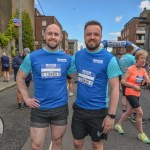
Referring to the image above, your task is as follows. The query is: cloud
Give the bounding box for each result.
[138,0,150,10]
[78,41,85,50]
[108,32,121,40]
[115,16,123,23]
[109,32,121,36]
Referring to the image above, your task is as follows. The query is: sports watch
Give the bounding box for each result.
[107,113,116,119]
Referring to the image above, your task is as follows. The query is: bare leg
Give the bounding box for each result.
[73,139,84,150]
[134,107,143,133]
[3,71,6,81]
[50,125,67,150]
[121,96,127,112]
[92,141,103,150]
[17,90,22,104]
[118,103,133,125]
[6,71,10,81]
[30,126,48,150]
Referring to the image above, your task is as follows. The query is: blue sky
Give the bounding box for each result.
[35,0,150,47]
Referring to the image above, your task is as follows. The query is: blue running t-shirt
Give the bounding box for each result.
[75,48,122,110]
[20,48,75,109]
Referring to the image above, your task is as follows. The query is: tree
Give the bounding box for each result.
[22,11,34,51]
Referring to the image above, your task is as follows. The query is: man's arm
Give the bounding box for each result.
[102,76,119,134]
[16,69,40,108]
[108,76,119,115]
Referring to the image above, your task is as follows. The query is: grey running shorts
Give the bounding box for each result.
[30,104,68,128]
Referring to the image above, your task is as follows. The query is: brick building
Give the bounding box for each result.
[0,0,34,33]
[119,8,150,54]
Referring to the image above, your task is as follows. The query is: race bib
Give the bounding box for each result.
[78,70,95,87]
[41,64,61,78]
[136,75,144,84]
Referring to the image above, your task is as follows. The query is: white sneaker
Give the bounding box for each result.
[69,92,73,97]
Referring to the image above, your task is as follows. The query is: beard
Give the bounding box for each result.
[85,40,101,51]
[47,43,58,49]
[46,39,60,50]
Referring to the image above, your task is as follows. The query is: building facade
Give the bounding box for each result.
[0,0,34,33]
[68,39,78,55]
[62,31,68,51]
[120,8,150,54]
[34,14,63,50]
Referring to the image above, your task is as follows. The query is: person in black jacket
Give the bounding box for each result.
[1,52,10,82]
[12,48,32,110]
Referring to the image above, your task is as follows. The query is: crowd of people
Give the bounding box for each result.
[1,20,150,150]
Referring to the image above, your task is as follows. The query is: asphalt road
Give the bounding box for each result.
[0,82,150,150]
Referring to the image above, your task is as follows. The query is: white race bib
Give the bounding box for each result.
[41,64,61,78]
[78,70,95,87]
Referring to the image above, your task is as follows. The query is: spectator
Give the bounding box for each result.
[1,52,10,82]
[12,48,32,110]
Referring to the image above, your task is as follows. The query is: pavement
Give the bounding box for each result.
[0,74,16,140]
[0,74,16,92]
[0,76,150,150]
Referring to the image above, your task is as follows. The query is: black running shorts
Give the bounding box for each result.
[126,95,140,108]
[71,103,107,142]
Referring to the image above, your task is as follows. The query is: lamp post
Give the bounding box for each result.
[18,0,22,53]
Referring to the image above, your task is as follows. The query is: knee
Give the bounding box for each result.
[136,111,143,117]
[52,138,62,146]
[92,141,103,150]
[73,140,84,148]
[32,143,42,150]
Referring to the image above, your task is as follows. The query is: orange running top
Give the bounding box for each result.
[125,65,147,97]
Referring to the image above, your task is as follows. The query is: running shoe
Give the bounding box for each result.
[17,106,23,110]
[132,118,146,124]
[114,123,124,134]
[138,133,150,144]
[69,92,73,97]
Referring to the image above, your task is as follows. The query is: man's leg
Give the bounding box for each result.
[50,125,67,150]
[121,96,127,112]
[92,141,103,150]
[17,90,23,110]
[73,139,84,150]
[30,126,48,150]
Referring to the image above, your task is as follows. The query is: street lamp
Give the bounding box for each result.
[18,0,23,53]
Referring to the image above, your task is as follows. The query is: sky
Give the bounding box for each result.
[35,0,150,49]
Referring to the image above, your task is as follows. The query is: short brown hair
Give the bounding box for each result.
[126,45,134,53]
[84,20,102,31]
[135,50,148,60]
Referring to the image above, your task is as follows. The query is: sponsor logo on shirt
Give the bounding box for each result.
[57,58,67,62]
[93,59,103,64]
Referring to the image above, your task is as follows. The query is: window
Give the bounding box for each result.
[42,21,47,26]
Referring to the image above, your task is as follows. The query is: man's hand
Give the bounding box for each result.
[102,116,115,134]
[25,98,40,108]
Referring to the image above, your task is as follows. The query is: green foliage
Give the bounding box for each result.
[0,10,34,52]
[22,11,34,51]
[0,33,10,47]
[10,45,16,57]
[0,11,18,48]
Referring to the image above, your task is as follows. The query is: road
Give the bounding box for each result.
[0,82,150,150]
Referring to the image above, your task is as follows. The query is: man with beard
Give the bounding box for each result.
[71,20,122,150]
[16,24,75,150]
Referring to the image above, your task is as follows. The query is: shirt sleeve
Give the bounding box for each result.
[20,54,32,75]
[107,57,122,79]
[67,54,77,75]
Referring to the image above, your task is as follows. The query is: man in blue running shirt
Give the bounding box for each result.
[119,45,135,113]
[16,24,75,150]
[71,20,122,150]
